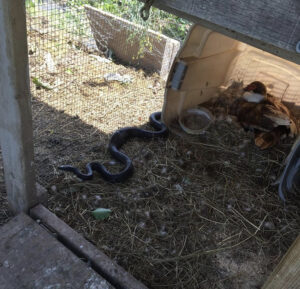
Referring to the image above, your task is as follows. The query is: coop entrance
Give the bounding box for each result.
[162,24,300,134]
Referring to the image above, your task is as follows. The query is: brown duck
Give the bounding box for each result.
[230,81,297,149]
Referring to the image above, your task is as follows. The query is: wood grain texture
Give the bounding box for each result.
[30,204,149,289]
[0,213,115,289]
[139,0,300,64]
[262,235,300,289]
[0,0,38,213]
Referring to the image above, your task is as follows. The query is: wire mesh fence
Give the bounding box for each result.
[0,2,299,287]
[25,0,189,133]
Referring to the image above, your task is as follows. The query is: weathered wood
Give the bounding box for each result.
[0,213,115,289]
[0,0,38,213]
[139,0,300,64]
[30,204,149,289]
[262,235,300,289]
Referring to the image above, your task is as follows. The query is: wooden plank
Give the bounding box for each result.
[139,0,300,64]
[262,235,300,289]
[30,204,149,289]
[0,0,38,213]
[0,213,115,289]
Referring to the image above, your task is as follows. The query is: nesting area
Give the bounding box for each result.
[0,8,300,289]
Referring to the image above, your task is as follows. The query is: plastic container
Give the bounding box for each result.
[178,108,213,135]
[162,24,300,127]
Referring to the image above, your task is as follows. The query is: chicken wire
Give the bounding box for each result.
[25,0,182,133]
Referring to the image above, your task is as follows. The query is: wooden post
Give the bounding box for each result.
[138,0,300,64]
[0,0,38,213]
[262,235,300,289]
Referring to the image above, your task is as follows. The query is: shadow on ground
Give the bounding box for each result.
[0,96,299,289]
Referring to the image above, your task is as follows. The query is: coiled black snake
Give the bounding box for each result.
[58,112,168,182]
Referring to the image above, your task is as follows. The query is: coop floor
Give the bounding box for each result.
[0,36,299,289]
[1,98,300,289]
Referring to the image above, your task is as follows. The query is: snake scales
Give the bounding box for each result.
[58,112,168,182]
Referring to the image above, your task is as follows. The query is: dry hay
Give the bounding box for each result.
[31,82,299,289]
[0,14,299,289]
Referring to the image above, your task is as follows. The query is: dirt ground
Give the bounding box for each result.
[0,10,300,289]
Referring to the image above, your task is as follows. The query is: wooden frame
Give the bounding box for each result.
[262,235,300,289]
[0,0,38,213]
[30,204,149,289]
[139,0,300,64]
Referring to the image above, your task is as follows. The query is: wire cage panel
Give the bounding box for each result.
[26,0,178,134]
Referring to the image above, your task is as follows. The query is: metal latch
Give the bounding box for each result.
[169,61,188,90]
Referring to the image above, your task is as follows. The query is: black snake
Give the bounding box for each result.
[58,112,168,182]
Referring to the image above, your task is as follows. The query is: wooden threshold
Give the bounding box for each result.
[30,204,148,289]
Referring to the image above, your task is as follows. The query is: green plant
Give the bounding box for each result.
[90,0,190,58]
[26,0,190,41]
[86,0,191,41]
[26,0,36,8]
[26,0,190,61]
[25,0,38,14]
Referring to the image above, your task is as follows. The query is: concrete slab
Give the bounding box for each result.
[85,5,180,80]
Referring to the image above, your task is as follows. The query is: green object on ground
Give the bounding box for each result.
[92,208,112,220]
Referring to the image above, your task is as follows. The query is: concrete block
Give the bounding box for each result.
[85,5,180,80]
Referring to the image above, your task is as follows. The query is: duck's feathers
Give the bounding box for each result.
[267,94,298,136]
[254,127,288,150]
[266,94,291,116]
[290,120,298,136]
[263,104,291,126]
[230,100,291,132]
[243,92,265,103]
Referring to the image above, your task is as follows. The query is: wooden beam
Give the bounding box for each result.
[30,204,149,289]
[262,235,300,289]
[0,0,38,213]
[139,0,300,64]
[0,213,115,289]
